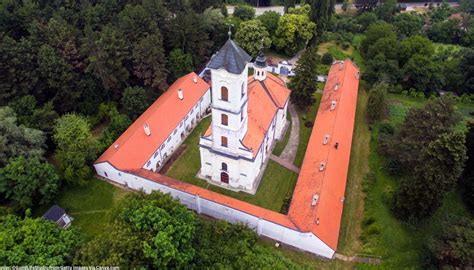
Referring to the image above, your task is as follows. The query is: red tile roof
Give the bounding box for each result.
[287,60,359,250]
[95,72,210,170]
[243,75,290,156]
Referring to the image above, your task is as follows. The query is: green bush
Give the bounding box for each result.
[321,52,334,65]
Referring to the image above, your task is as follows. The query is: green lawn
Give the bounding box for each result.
[356,94,474,269]
[34,179,128,240]
[294,92,322,167]
[272,111,292,156]
[165,116,299,213]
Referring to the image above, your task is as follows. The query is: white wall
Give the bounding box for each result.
[143,90,211,172]
[93,162,335,259]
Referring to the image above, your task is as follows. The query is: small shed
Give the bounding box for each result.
[43,205,73,229]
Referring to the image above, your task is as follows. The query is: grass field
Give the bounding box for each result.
[165,116,299,213]
[294,92,322,167]
[337,87,370,255]
[34,179,129,240]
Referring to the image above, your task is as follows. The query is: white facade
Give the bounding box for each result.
[198,59,288,193]
[142,90,211,172]
[93,162,335,259]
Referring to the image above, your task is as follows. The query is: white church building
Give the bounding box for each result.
[198,39,290,193]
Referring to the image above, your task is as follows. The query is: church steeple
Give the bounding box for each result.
[253,50,267,81]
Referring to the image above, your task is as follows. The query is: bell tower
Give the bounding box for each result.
[207,39,252,155]
[253,50,267,81]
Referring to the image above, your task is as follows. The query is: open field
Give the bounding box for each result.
[164,116,299,213]
[34,179,129,240]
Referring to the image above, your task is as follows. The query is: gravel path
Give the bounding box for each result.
[279,103,299,165]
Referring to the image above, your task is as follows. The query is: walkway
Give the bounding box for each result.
[270,154,300,173]
[334,253,382,265]
[279,103,299,164]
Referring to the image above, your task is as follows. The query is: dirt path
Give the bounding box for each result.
[270,154,300,173]
[279,103,299,164]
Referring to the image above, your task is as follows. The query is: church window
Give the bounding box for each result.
[221,136,228,147]
[221,87,228,101]
[221,114,228,126]
[221,162,228,171]
[241,82,245,98]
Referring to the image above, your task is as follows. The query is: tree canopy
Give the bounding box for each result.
[235,19,272,57]
[0,214,80,266]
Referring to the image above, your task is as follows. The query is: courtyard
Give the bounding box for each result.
[164,91,324,213]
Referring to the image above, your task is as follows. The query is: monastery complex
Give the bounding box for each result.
[94,39,360,259]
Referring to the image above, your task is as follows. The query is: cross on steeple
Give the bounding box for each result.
[227,23,234,40]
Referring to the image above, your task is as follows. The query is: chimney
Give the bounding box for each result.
[143,123,151,136]
[178,88,184,100]
[193,76,198,84]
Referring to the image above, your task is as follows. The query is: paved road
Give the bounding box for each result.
[279,103,300,164]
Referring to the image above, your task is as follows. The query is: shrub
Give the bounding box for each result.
[321,52,334,65]
[233,5,255,21]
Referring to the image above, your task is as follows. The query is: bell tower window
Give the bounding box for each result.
[221,114,228,126]
[221,136,228,147]
[241,82,244,98]
[221,162,227,171]
[221,87,228,101]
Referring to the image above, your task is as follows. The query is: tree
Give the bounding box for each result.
[367,82,388,124]
[74,222,144,267]
[427,19,464,45]
[0,156,60,211]
[361,22,397,56]
[167,49,193,83]
[37,44,79,113]
[460,49,474,94]
[288,46,320,108]
[321,52,333,65]
[0,36,38,105]
[394,13,424,38]
[116,191,196,269]
[0,214,80,265]
[233,5,255,21]
[284,0,295,13]
[428,216,474,268]
[235,20,271,57]
[399,35,434,66]
[132,33,168,92]
[461,122,474,211]
[310,0,334,36]
[0,107,45,166]
[121,86,150,120]
[429,0,453,23]
[460,0,474,14]
[402,54,442,93]
[273,6,316,55]
[354,12,378,32]
[257,11,280,36]
[393,131,467,220]
[53,114,99,184]
[86,25,129,98]
[374,0,398,22]
[98,103,131,149]
[385,95,462,173]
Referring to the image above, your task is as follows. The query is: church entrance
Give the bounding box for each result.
[220,172,229,184]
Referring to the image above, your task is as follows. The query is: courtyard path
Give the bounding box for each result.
[278,103,299,165]
[270,154,300,173]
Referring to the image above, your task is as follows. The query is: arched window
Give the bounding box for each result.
[221,136,228,147]
[221,162,227,171]
[220,172,229,183]
[241,82,245,98]
[221,87,228,101]
[241,111,244,121]
[221,114,228,126]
